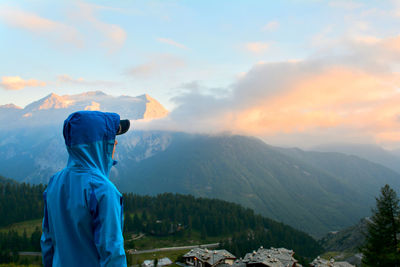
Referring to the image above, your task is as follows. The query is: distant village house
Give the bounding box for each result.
[142,257,173,267]
[183,248,236,267]
[310,256,355,267]
[145,247,354,267]
[240,247,300,267]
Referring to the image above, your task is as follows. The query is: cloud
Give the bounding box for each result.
[136,34,400,148]
[72,1,127,51]
[84,101,101,111]
[0,6,83,47]
[157,37,188,50]
[245,42,270,53]
[0,2,127,51]
[229,67,398,135]
[127,54,185,77]
[262,21,279,32]
[0,76,46,90]
[58,75,85,83]
[57,74,118,87]
[328,1,364,10]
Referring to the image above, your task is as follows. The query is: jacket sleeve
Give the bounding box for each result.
[90,182,127,267]
[41,190,54,267]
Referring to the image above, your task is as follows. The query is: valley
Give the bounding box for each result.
[1,92,400,238]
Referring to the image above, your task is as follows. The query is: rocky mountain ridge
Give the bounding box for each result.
[0,91,168,129]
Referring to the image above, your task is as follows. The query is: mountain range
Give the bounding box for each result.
[113,132,400,237]
[0,91,168,183]
[0,91,168,129]
[1,91,399,238]
[313,143,400,174]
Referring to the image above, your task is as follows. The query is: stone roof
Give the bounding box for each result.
[220,260,247,267]
[142,260,154,267]
[244,256,284,267]
[243,247,298,267]
[310,256,355,267]
[183,248,236,266]
[158,257,173,266]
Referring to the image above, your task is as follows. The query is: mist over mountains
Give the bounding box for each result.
[1,91,399,238]
[312,143,400,174]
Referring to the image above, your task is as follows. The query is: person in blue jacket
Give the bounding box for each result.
[41,111,130,267]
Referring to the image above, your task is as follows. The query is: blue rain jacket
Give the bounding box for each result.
[41,111,127,267]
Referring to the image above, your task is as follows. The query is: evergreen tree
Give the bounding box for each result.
[22,229,29,250]
[0,182,323,259]
[201,224,207,240]
[31,227,42,251]
[133,213,142,231]
[362,184,400,266]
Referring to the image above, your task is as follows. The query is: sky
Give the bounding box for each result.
[1,0,400,148]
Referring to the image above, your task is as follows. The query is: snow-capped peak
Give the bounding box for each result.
[1,91,168,128]
[24,93,72,111]
[73,91,107,98]
[0,103,22,109]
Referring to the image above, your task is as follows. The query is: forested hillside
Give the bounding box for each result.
[319,218,367,253]
[0,182,44,227]
[3,130,400,237]
[116,133,400,237]
[123,193,322,257]
[0,180,322,259]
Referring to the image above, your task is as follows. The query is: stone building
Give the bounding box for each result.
[310,256,355,267]
[183,248,237,267]
[241,247,300,267]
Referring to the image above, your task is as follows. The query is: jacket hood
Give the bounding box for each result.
[63,111,120,177]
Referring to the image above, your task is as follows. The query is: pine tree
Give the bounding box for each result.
[362,184,400,266]
[31,226,42,251]
[201,224,207,240]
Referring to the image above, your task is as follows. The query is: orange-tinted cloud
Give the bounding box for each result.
[73,1,127,51]
[1,76,46,90]
[136,34,400,148]
[229,67,400,139]
[0,7,83,47]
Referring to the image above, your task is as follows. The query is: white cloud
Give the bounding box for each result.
[328,1,364,10]
[127,54,185,77]
[157,37,188,50]
[262,21,279,32]
[57,74,118,87]
[245,42,270,53]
